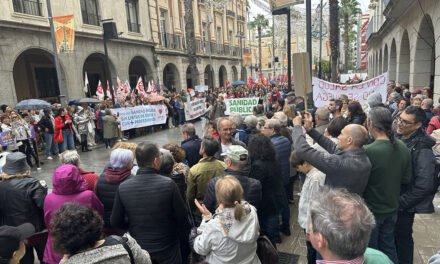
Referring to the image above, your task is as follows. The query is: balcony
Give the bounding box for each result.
[226,10,235,18]
[12,0,42,16]
[161,33,185,50]
[127,22,141,33]
[237,15,245,22]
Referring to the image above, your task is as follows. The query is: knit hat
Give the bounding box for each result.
[367,92,383,108]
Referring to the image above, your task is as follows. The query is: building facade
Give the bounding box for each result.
[0,0,250,105]
[366,0,439,99]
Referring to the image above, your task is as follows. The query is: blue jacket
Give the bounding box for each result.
[181,135,202,167]
[270,134,291,184]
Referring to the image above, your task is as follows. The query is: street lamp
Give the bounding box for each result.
[102,19,118,105]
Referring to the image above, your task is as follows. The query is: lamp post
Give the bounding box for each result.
[102,19,118,105]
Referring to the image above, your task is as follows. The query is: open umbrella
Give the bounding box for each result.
[79,97,101,104]
[149,95,166,103]
[232,80,246,86]
[15,99,52,110]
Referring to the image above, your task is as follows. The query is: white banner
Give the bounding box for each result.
[184,98,207,120]
[312,72,388,108]
[111,105,167,131]
[224,97,259,116]
[195,85,209,92]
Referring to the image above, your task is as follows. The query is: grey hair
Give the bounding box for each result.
[309,187,376,260]
[159,148,175,175]
[272,112,288,126]
[422,98,433,109]
[217,117,232,131]
[265,118,281,133]
[181,123,196,136]
[110,148,134,169]
[229,113,244,126]
[315,107,330,121]
[244,115,258,128]
[60,150,80,167]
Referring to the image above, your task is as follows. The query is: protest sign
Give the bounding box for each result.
[0,131,16,146]
[185,98,207,120]
[111,105,167,131]
[195,85,208,92]
[224,97,259,115]
[312,72,388,108]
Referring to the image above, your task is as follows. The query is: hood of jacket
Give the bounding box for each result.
[104,167,132,184]
[216,202,259,243]
[52,164,88,195]
[401,128,435,150]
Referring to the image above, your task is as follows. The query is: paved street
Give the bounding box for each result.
[30,121,440,263]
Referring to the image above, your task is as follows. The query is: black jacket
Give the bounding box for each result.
[111,167,190,256]
[399,128,436,213]
[249,159,286,217]
[181,135,202,167]
[204,168,262,213]
[0,176,47,232]
[39,115,54,134]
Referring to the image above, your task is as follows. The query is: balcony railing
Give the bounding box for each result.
[82,13,100,26]
[127,22,140,33]
[194,40,241,57]
[237,15,245,22]
[161,33,185,50]
[12,0,42,16]
[226,10,235,18]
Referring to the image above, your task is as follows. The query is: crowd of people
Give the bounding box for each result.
[0,80,440,264]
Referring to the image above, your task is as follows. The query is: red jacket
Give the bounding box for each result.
[54,115,72,143]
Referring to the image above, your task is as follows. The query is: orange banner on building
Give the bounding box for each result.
[243,52,252,65]
[54,15,75,53]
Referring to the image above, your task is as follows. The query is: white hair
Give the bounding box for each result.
[60,150,80,167]
[110,148,134,169]
[272,112,288,126]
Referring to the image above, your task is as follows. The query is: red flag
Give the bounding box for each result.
[151,81,157,95]
[136,77,145,99]
[95,80,104,100]
[130,90,136,105]
[106,81,112,99]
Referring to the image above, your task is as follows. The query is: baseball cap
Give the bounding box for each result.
[0,223,35,260]
[221,145,248,161]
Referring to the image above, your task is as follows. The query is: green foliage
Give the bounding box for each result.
[339,0,361,71]
[250,14,269,31]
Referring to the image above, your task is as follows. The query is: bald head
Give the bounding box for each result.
[346,124,368,147]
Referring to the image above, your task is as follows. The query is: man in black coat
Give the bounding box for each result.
[180,123,202,167]
[111,142,190,264]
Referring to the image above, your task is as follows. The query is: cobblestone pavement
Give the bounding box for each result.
[31,121,440,263]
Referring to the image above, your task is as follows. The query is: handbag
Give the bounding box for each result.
[256,234,279,264]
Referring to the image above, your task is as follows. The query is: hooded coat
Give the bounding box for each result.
[194,202,261,264]
[43,164,104,264]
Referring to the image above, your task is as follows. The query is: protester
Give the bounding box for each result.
[308,187,392,263]
[364,107,411,263]
[346,101,367,125]
[39,109,58,159]
[10,112,41,169]
[395,106,436,264]
[421,98,434,127]
[112,142,139,174]
[367,92,384,109]
[186,137,225,224]
[290,150,325,264]
[111,142,190,264]
[159,148,186,200]
[162,143,190,180]
[193,176,261,264]
[292,112,371,195]
[328,99,343,119]
[54,108,75,153]
[43,164,104,264]
[50,203,151,264]
[180,123,202,167]
[204,145,261,213]
[244,115,259,135]
[272,112,293,143]
[314,107,330,135]
[324,115,347,141]
[0,152,47,263]
[60,150,99,192]
[73,106,92,152]
[214,117,246,160]
[0,223,36,264]
[204,119,219,139]
[210,95,226,120]
[102,109,119,149]
[230,113,249,145]
[96,148,134,228]
[248,134,286,247]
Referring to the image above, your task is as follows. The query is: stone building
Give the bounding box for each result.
[0,0,249,105]
[366,0,439,99]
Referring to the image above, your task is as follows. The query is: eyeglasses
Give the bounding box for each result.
[397,117,417,126]
[262,126,272,130]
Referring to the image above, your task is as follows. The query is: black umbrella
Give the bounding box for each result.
[78,97,101,104]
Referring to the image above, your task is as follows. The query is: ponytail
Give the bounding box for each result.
[234,200,245,221]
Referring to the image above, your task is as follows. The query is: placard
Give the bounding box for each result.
[0,131,15,146]
[224,97,259,115]
[185,98,207,120]
[195,85,209,92]
[111,105,167,131]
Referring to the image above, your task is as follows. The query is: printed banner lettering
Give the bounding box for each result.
[185,98,207,120]
[0,131,16,146]
[195,85,208,92]
[312,72,388,108]
[224,97,259,115]
[111,105,167,131]
[54,15,75,53]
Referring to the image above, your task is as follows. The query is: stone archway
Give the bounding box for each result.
[163,63,180,91]
[83,53,117,96]
[219,65,227,87]
[186,65,200,89]
[412,15,435,89]
[398,30,410,85]
[383,44,389,74]
[204,65,214,88]
[241,67,247,81]
[13,48,65,101]
[231,66,238,81]
[129,56,154,89]
[389,39,397,81]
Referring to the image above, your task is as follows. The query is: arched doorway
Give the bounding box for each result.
[231,66,238,81]
[219,65,227,87]
[83,53,117,96]
[163,63,180,92]
[413,16,435,89]
[186,65,200,89]
[129,56,153,89]
[398,31,410,85]
[241,67,247,81]
[389,39,397,81]
[204,65,214,88]
[383,44,389,74]
[13,48,64,101]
